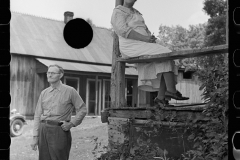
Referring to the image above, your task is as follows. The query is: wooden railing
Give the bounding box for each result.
[117,44,228,63]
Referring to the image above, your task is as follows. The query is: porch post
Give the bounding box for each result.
[95,75,98,115]
[110,0,125,108]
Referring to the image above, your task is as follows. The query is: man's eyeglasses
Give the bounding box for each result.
[46,72,61,75]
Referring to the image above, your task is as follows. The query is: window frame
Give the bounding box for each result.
[103,79,111,110]
[64,76,80,92]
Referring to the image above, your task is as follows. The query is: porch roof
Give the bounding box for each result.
[36,58,138,75]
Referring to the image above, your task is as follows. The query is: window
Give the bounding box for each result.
[183,71,192,79]
[86,79,102,115]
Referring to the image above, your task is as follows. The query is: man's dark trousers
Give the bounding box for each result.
[38,122,72,160]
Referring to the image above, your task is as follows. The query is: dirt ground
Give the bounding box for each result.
[10,116,108,160]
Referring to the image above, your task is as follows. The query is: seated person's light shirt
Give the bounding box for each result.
[111,5,178,92]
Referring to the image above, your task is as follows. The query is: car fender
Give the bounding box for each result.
[10,115,27,125]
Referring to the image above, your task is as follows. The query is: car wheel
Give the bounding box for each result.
[10,119,24,137]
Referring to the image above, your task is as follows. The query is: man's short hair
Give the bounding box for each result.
[48,64,64,74]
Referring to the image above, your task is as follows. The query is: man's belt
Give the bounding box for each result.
[41,120,63,126]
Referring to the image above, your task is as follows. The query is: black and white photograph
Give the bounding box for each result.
[9,0,228,159]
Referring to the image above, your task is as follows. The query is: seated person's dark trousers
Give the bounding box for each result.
[38,121,72,160]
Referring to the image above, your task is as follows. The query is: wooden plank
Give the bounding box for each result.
[107,106,158,110]
[158,104,206,111]
[117,44,228,63]
[109,110,153,119]
[134,119,188,126]
[105,103,205,111]
[110,0,125,108]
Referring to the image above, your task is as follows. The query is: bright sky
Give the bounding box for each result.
[11,0,210,34]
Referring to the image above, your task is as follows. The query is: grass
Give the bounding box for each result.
[10,116,108,160]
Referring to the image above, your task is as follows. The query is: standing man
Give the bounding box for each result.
[31,64,87,160]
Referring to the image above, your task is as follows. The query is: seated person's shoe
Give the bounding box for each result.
[165,90,189,100]
[154,98,168,108]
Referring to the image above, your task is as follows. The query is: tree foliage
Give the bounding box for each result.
[203,0,227,46]
[157,24,206,51]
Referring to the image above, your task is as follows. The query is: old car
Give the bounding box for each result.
[10,109,27,137]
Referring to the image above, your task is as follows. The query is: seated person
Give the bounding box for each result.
[111,0,189,107]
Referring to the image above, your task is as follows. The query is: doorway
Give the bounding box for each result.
[86,79,102,115]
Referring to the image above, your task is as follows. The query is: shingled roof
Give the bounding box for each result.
[10,12,113,65]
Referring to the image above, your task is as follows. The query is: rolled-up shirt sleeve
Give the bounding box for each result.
[70,88,87,127]
[32,93,43,137]
[111,9,133,38]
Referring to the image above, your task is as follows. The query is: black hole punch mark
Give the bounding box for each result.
[63,18,93,49]
[233,91,240,109]
[233,49,240,67]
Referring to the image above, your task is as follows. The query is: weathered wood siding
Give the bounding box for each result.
[170,72,204,104]
[10,54,48,118]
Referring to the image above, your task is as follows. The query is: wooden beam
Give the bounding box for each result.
[117,44,228,64]
[110,32,126,108]
[110,0,125,108]
[109,110,153,119]
[95,75,98,115]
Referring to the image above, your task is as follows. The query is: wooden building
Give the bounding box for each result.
[10,11,204,118]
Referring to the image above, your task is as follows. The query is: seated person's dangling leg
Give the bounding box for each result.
[163,72,189,100]
[154,74,169,107]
